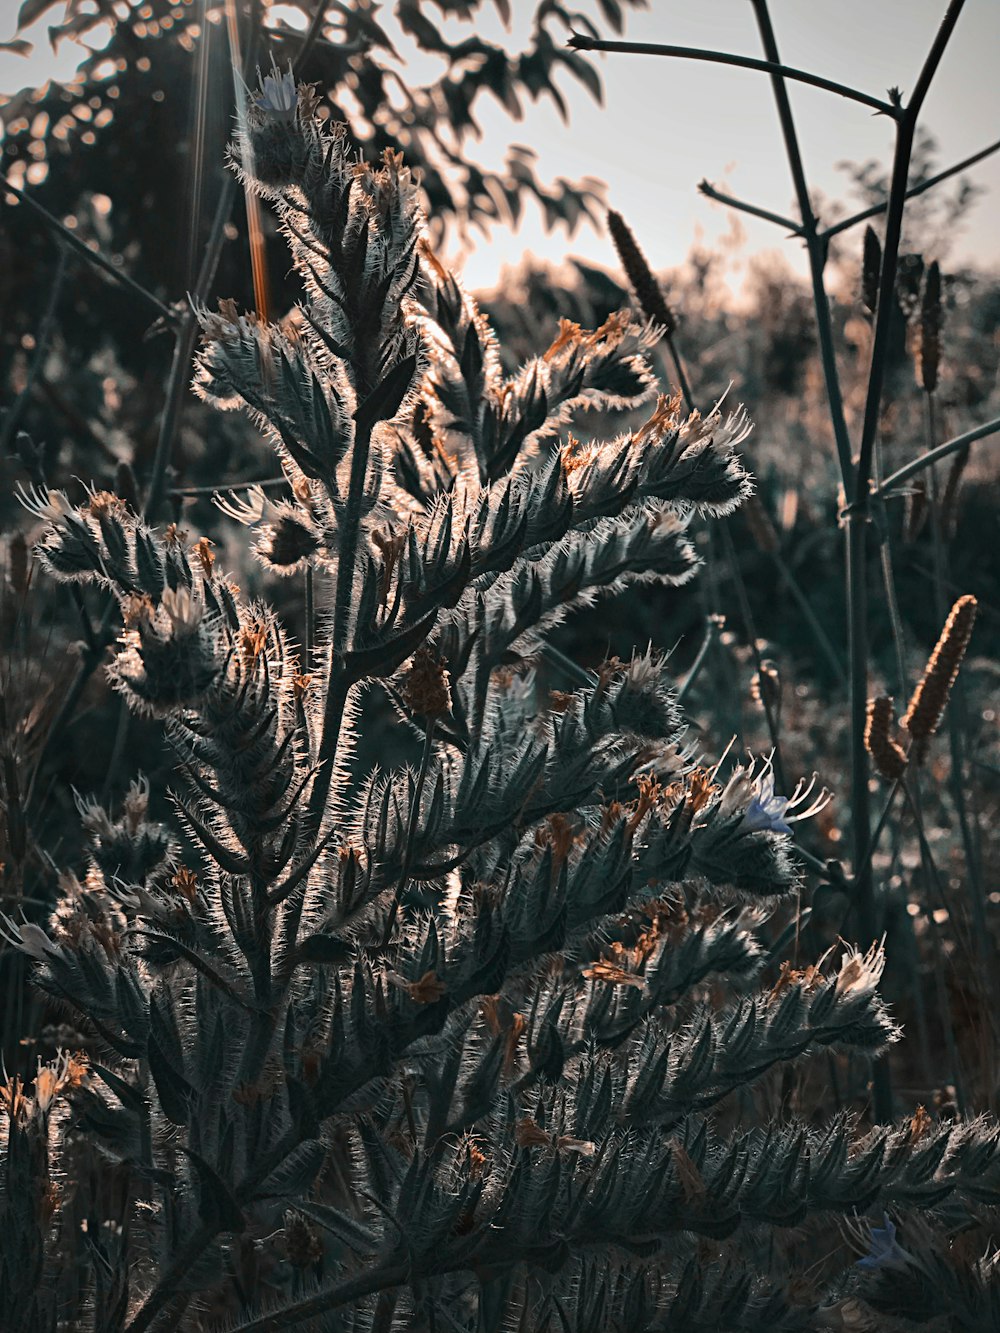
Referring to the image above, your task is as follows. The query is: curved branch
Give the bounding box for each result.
[566,34,899,117]
[876,416,1000,497]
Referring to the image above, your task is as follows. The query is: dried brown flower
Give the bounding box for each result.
[401,646,451,718]
[284,1211,324,1268]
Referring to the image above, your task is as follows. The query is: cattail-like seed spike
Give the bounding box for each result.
[902,594,977,761]
[919,260,943,394]
[607,209,676,337]
[864,696,908,782]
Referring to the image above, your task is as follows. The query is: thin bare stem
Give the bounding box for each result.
[877,415,1000,496]
[566,34,898,117]
[698,181,803,235]
[821,136,1000,241]
[854,0,968,499]
[0,243,68,453]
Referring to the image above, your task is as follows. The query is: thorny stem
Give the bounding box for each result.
[566,34,899,117]
[877,414,1000,496]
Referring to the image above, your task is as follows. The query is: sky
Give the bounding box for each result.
[2,0,998,295]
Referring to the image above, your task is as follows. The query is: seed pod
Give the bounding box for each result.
[606,209,676,337]
[864,696,908,782]
[902,595,977,760]
[919,260,943,393]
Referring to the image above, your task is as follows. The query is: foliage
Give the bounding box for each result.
[6,76,996,1333]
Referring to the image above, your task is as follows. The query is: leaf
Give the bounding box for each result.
[92,1062,146,1113]
[16,0,59,29]
[147,1034,194,1126]
[353,353,419,432]
[299,1200,379,1253]
[181,1146,246,1232]
[0,38,32,54]
[255,1138,327,1199]
[558,50,604,106]
[297,933,353,965]
[597,0,624,32]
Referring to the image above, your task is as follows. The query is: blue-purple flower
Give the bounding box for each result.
[252,58,297,123]
[855,1213,915,1271]
[742,769,792,834]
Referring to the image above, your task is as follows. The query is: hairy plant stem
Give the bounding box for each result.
[308,418,375,828]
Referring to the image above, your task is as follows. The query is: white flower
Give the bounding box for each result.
[718,755,830,835]
[15,482,73,524]
[215,485,282,529]
[0,914,63,962]
[834,940,886,998]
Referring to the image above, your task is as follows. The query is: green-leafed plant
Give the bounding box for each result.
[3,67,1000,1333]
